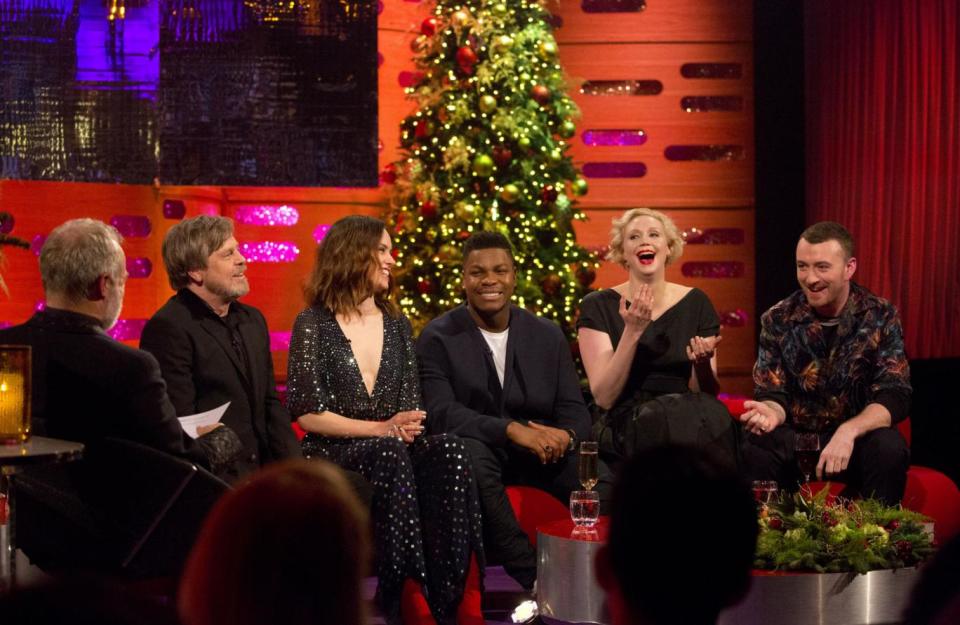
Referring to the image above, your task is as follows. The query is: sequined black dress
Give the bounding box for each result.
[286,306,484,625]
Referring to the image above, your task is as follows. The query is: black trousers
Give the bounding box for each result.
[461,437,613,590]
[741,425,909,505]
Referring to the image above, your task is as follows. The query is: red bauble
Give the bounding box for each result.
[531,84,551,104]
[492,145,513,167]
[541,273,562,296]
[456,230,471,241]
[417,279,434,295]
[419,200,437,219]
[576,266,596,287]
[768,517,783,530]
[886,520,901,531]
[456,46,478,68]
[420,16,438,36]
[379,163,397,184]
[540,185,558,203]
[414,119,433,139]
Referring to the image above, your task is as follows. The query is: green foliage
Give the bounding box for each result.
[383,0,597,337]
[754,487,936,574]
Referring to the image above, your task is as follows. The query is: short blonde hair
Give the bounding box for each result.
[606,208,684,267]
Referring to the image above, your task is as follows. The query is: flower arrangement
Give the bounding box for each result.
[754,487,935,574]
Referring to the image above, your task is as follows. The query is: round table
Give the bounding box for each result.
[537,518,610,625]
[0,436,84,593]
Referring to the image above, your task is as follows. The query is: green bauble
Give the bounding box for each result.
[492,3,507,14]
[538,41,557,59]
[549,148,563,162]
[571,177,589,196]
[517,136,532,150]
[478,94,498,114]
[472,153,495,177]
[492,35,514,54]
[558,120,576,139]
[454,202,479,220]
[500,183,520,203]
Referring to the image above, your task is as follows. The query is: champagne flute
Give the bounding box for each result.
[794,432,821,484]
[578,441,599,491]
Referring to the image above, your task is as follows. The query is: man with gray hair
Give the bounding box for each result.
[141,215,302,482]
[0,218,232,461]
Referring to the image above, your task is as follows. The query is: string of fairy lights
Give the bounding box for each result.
[384,0,599,337]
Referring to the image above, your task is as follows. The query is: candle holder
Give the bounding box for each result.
[0,346,31,445]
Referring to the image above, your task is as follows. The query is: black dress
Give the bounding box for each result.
[578,288,735,466]
[286,306,484,625]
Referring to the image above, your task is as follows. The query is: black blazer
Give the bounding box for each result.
[0,308,207,466]
[416,305,591,447]
[140,290,301,481]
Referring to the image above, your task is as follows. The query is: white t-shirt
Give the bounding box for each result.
[479,327,510,387]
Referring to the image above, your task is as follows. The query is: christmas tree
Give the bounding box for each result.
[383,0,597,338]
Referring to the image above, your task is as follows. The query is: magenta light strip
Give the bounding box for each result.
[581,129,647,147]
[31,234,45,256]
[239,241,300,263]
[683,228,745,245]
[110,215,152,238]
[681,261,745,279]
[720,309,749,327]
[270,331,292,351]
[234,205,300,227]
[581,162,647,178]
[107,318,147,341]
[126,257,153,278]
[313,224,332,243]
[163,199,186,219]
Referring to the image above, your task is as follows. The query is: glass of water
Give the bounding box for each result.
[570,490,600,527]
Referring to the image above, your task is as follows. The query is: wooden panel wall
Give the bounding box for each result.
[0,0,754,393]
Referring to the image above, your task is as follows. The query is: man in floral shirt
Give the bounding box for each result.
[739,222,911,504]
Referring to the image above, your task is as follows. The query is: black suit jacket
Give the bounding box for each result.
[140,290,301,481]
[0,308,206,465]
[416,305,591,447]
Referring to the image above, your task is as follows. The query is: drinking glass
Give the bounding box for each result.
[578,441,599,491]
[751,480,778,509]
[570,490,600,527]
[0,346,31,445]
[794,433,821,483]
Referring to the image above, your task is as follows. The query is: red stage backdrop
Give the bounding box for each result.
[805,0,960,358]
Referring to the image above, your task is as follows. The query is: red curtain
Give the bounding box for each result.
[805,0,960,358]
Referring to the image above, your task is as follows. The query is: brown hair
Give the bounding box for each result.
[162,216,235,290]
[800,221,856,260]
[178,460,371,625]
[606,208,684,267]
[303,215,398,317]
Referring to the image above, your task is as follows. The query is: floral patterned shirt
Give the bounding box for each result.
[753,282,911,433]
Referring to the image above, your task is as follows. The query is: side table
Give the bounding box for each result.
[537,518,610,625]
[0,436,84,593]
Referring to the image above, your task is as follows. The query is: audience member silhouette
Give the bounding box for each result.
[178,459,371,625]
[595,446,757,625]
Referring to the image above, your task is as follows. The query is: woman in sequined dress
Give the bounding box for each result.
[286,215,484,625]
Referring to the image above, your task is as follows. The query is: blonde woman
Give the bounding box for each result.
[578,209,732,465]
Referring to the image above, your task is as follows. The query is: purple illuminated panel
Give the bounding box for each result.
[546,13,564,28]
[683,228,745,245]
[270,331,292,351]
[581,162,646,178]
[163,199,186,219]
[107,318,147,341]
[680,96,743,112]
[0,322,11,330]
[720,309,748,328]
[582,0,645,13]
[234,205,300,227]
[580,80,662,96]
[664,145,744,161]
[0,214,13,234]
[240,241,300,263]
[581,129,647,147]
[110,215,152,238]
[398,71,425,88]
[313,224,332,243]
[680,63,742,79]
[34,301,45,312]
[31,235,46,256]
[126,257,153,278]
[681,262,744,279]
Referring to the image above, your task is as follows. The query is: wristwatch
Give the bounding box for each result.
[564,428,577,453]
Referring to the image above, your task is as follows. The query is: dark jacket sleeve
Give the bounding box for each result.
[416,325,512,447]
[545,324,592,442]
[752,310,790,415]
[251,309,302,460]
[140,313,198,416]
